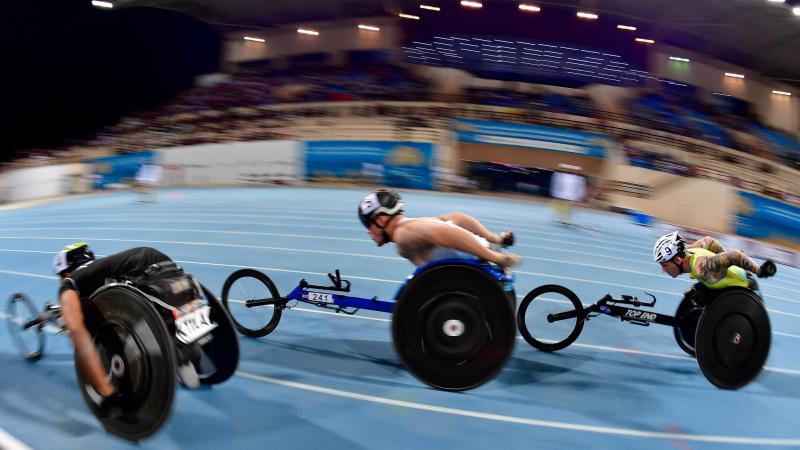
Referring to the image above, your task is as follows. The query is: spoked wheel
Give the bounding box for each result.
[6,293,44,361]
[516,285,584,352]
[695,290,771,390]
[194,285,239,385]
[221,269,283,338]
[78,286,177,441]
[392,265,515,391]
[673,294,703,357]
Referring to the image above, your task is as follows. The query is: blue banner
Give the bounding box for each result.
[304,141,434,190]
[735,191,800,246]
[453,119,608,158]
[88,151,154,189]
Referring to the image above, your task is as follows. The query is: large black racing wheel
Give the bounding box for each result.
[6,293,44,362]
[517,285,584,352]
[673,293,704,357]
[194,284,239,385]
[392,264,516,391]
[221,269,283,338]
[695,289,771,390]
[77,285,177,441]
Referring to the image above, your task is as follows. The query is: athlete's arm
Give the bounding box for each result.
[691,236,726,253]
[404,221,518,267]
[694,250,761,281]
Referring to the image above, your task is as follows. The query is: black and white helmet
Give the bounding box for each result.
[358,189,404,229]
[653,232,686,264]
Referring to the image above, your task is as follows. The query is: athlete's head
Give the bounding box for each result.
[653,232,686,278]
[53,242,95,278]
[357,189,404,246]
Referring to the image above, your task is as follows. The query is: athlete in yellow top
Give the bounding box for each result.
[653,231,776,287]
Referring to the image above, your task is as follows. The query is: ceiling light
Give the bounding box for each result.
[794,6,800,15]
[91,1,113,7]
[399,13,420,19]
[669,56,689,62]
[724,72,745,79]
[461,1,482,7]
[636,38,655,44]
[243,36,265,43]
[772,90,792,96]
[577,11,598,19]
[617,25,636,30]
[420,4,441,11]
[358,24,380,31]
[297,28,319,36]
[519,4,541,12]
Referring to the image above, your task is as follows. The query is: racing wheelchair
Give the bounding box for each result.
[5,262,239,440]
[221,259,517,391]
[516,276,771,389]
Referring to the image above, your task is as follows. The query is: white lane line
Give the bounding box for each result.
[5,228,795,298]
[1,252,798,317]
[0,206,654,246]
[0,262,402,286]
[4,219,799,288]
[3,302,797,377]
[1,239,796,302]
[0,213,652,254]
[235,371,800,446]
[0,236,403,261]
[0,218,358,232]
[0,269,57,280]
[0,427,33,450]
[773,331,800,340]
[0,227,370,243]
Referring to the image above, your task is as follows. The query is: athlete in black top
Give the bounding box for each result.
[60,247,171,301]
[53,244,174,412]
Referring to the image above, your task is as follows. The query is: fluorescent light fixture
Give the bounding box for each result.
[297,28,319,36]
[617,25,636,30]
[420,4,441,11]
[713,92,732,96]
[461,1,482,7]
[724,72,745,79]
[669,56,690,62]
[577,11,598,19]
[768,0,785,3]
[519,4,541,12]
[772,90,792,96]
[794,6,800,15]
[91,1,113,8]
[243,36,265,43]
[636,38,655,44]
[358,24,380,31]
[399,13,420,19]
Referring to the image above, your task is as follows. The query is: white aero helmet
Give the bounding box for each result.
[653,231,686,264]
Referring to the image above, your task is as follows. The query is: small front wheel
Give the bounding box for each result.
[6,293,44,361]
[517,285,584,352]
[221,269,283,338]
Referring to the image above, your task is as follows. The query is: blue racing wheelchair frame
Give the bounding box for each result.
[221,258,517,391]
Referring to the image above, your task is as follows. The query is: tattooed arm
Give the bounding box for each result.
[694,250,761,282]
[690,236,726,253]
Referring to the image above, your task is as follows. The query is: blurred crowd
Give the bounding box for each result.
[8,60,799,207]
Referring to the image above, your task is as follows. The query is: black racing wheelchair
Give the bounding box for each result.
[5,262,239,440]
[516,277,771,389]
[221,259,517,391]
